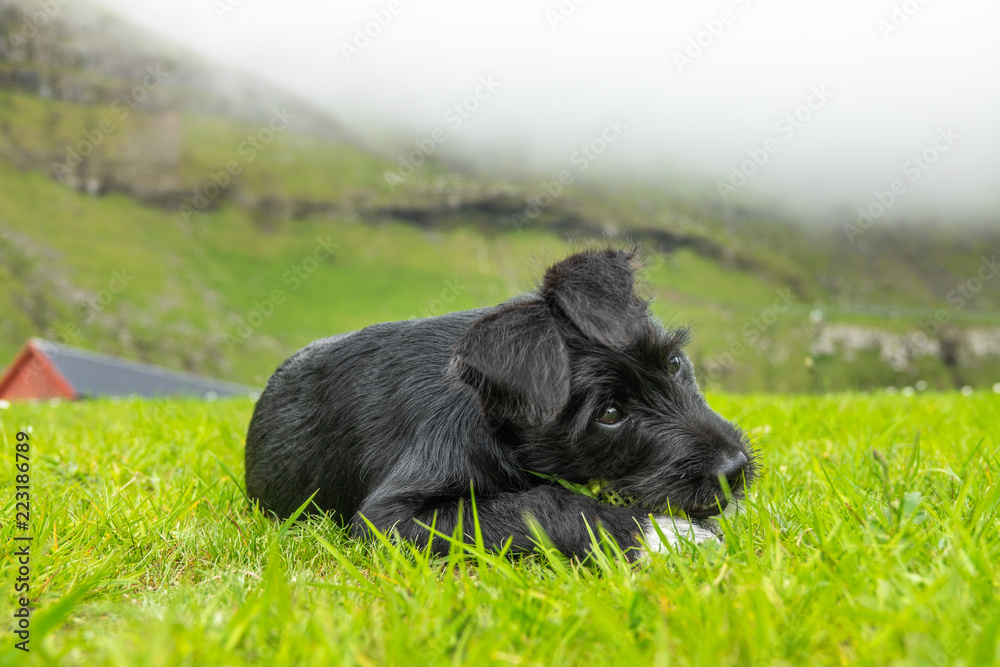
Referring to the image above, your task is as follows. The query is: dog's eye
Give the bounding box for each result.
[667,356,682,375]
[596,407,624,426]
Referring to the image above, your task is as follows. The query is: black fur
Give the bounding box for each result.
[245,248,755,559]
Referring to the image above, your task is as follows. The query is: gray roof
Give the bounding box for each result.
[34,339,258,399]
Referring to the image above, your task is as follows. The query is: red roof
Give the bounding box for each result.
[0,340,77,401]
[0,339,256,401]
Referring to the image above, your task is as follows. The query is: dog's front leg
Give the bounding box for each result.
[354,483,718,559]
[354,483,638,558]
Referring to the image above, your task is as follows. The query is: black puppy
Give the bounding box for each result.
[245,248,754,559]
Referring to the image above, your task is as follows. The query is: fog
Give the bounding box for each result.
[91,0,1000,222]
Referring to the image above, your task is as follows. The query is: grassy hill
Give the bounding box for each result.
[1,1,999,393]
[1,88,998,392]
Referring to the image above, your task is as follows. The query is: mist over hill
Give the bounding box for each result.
[87,0,1000,225]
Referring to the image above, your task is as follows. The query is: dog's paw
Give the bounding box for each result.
[638,515,723,556]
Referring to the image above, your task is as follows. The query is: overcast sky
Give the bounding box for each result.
[90,0,1000,222]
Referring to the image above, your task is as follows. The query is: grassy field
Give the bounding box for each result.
[1,393,998,665]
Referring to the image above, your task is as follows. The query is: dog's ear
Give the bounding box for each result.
[541,248,638,348]
[450,301,570,423]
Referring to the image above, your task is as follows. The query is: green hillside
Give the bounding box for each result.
[1,86,999,392]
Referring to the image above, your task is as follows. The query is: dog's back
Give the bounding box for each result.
[245,307,503,519]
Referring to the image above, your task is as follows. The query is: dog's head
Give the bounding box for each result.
[450,248,755,518]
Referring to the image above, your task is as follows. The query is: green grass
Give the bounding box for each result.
[1,393,998,665]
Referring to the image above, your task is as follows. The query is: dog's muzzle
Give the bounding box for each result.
[684,450,752,518]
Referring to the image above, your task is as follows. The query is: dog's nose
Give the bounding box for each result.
[714,451,749,490]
